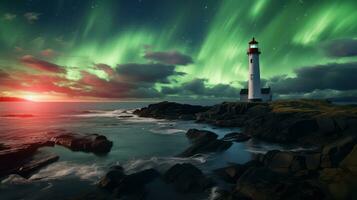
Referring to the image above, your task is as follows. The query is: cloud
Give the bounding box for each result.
[265,62,357,94]
[20,55,66,73]
[161,78,240,98]
[3,13,16,21]
[116,63,185,83]
[144,51,193,65]
[41,49,57,57]
[24,12,40,23]
[323,38,357,57]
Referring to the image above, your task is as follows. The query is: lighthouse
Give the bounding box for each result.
[240,38,272,102]
[247,37,262,102]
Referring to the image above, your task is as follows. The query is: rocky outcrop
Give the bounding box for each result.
[178,129,232,157]
[163,163,212,193]
[15,153,59,178]
[133,101,210,120]
[98,166,160,198]
[0,141,55,177]
[51,133,113,154]
[136,100,357,145]
[214,136,357,200]
[214,160,262,184]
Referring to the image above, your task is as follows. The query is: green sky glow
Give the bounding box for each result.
[0,0,357,100]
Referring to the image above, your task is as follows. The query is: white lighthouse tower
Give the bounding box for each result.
[247,37,262,102]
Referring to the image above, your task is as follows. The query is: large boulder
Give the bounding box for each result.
[114,169,160,198]
[178,129,232,157]
[0,141,55,177]
[98,165,126,191]
[214,160,262,183]
[164,163,212,193]
[262,150,295,173]
[52,133,113,154]
[133,101,210,120]
[98,166,160,198]
[185,129,217,141]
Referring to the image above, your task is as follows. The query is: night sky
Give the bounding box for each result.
[0,0,357,101]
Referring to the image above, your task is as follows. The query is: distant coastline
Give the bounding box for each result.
[0,97,29,102]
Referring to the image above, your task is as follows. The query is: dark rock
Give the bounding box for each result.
[304,153,321,170]
[319,168,357,199]
[114,169,160,198]
[236,167,325,200]
[133,101,209,120]
[98,165,125,190]
[263,150,295,173]
[214,160,262,183]
[98,167,160,198]
[320,135,356,168]
[164,163,212,193]
[178,129,232,157]
[222,132,251,142]
[16,153,59,178]
[52,133,113,154]
[0,141,55,176]
[186,129,218,141]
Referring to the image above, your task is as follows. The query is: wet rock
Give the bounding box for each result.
[52,133,113,154]
[164,163,212,193]
[0,141,55,176]
[16,153,59,178]
[98,167,160,198]
[222,132,251,142]
[98,165,126,191]
[185,129,217,141]
[214,160,262,183]
[133,101,209,120]
[178,129,232,157]
[114,169,160,198]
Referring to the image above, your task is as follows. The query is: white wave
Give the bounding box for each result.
[29,161,104,181]
[120,115,167,123]
[70,109,127,118]
[149,128,186,135]
[208,187,222,200]
[1,174,30,184]
[119,155,208,174]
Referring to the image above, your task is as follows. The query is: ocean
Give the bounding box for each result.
[0,102,306,200]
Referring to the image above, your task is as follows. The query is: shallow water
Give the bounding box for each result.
[0,102,306,200]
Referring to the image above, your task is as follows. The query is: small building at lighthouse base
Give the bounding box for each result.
[240,87,272,102]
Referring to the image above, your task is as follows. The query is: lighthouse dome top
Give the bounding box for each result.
[249,37,258,44]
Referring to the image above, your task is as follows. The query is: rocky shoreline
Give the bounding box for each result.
[134,100,357,146]
[129,100,357,199]
[0,130,113,178]
[1,99,356,199]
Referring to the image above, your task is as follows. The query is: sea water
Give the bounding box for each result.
[0,102,305,200]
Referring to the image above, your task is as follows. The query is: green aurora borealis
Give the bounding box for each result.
[0,0,357,100]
